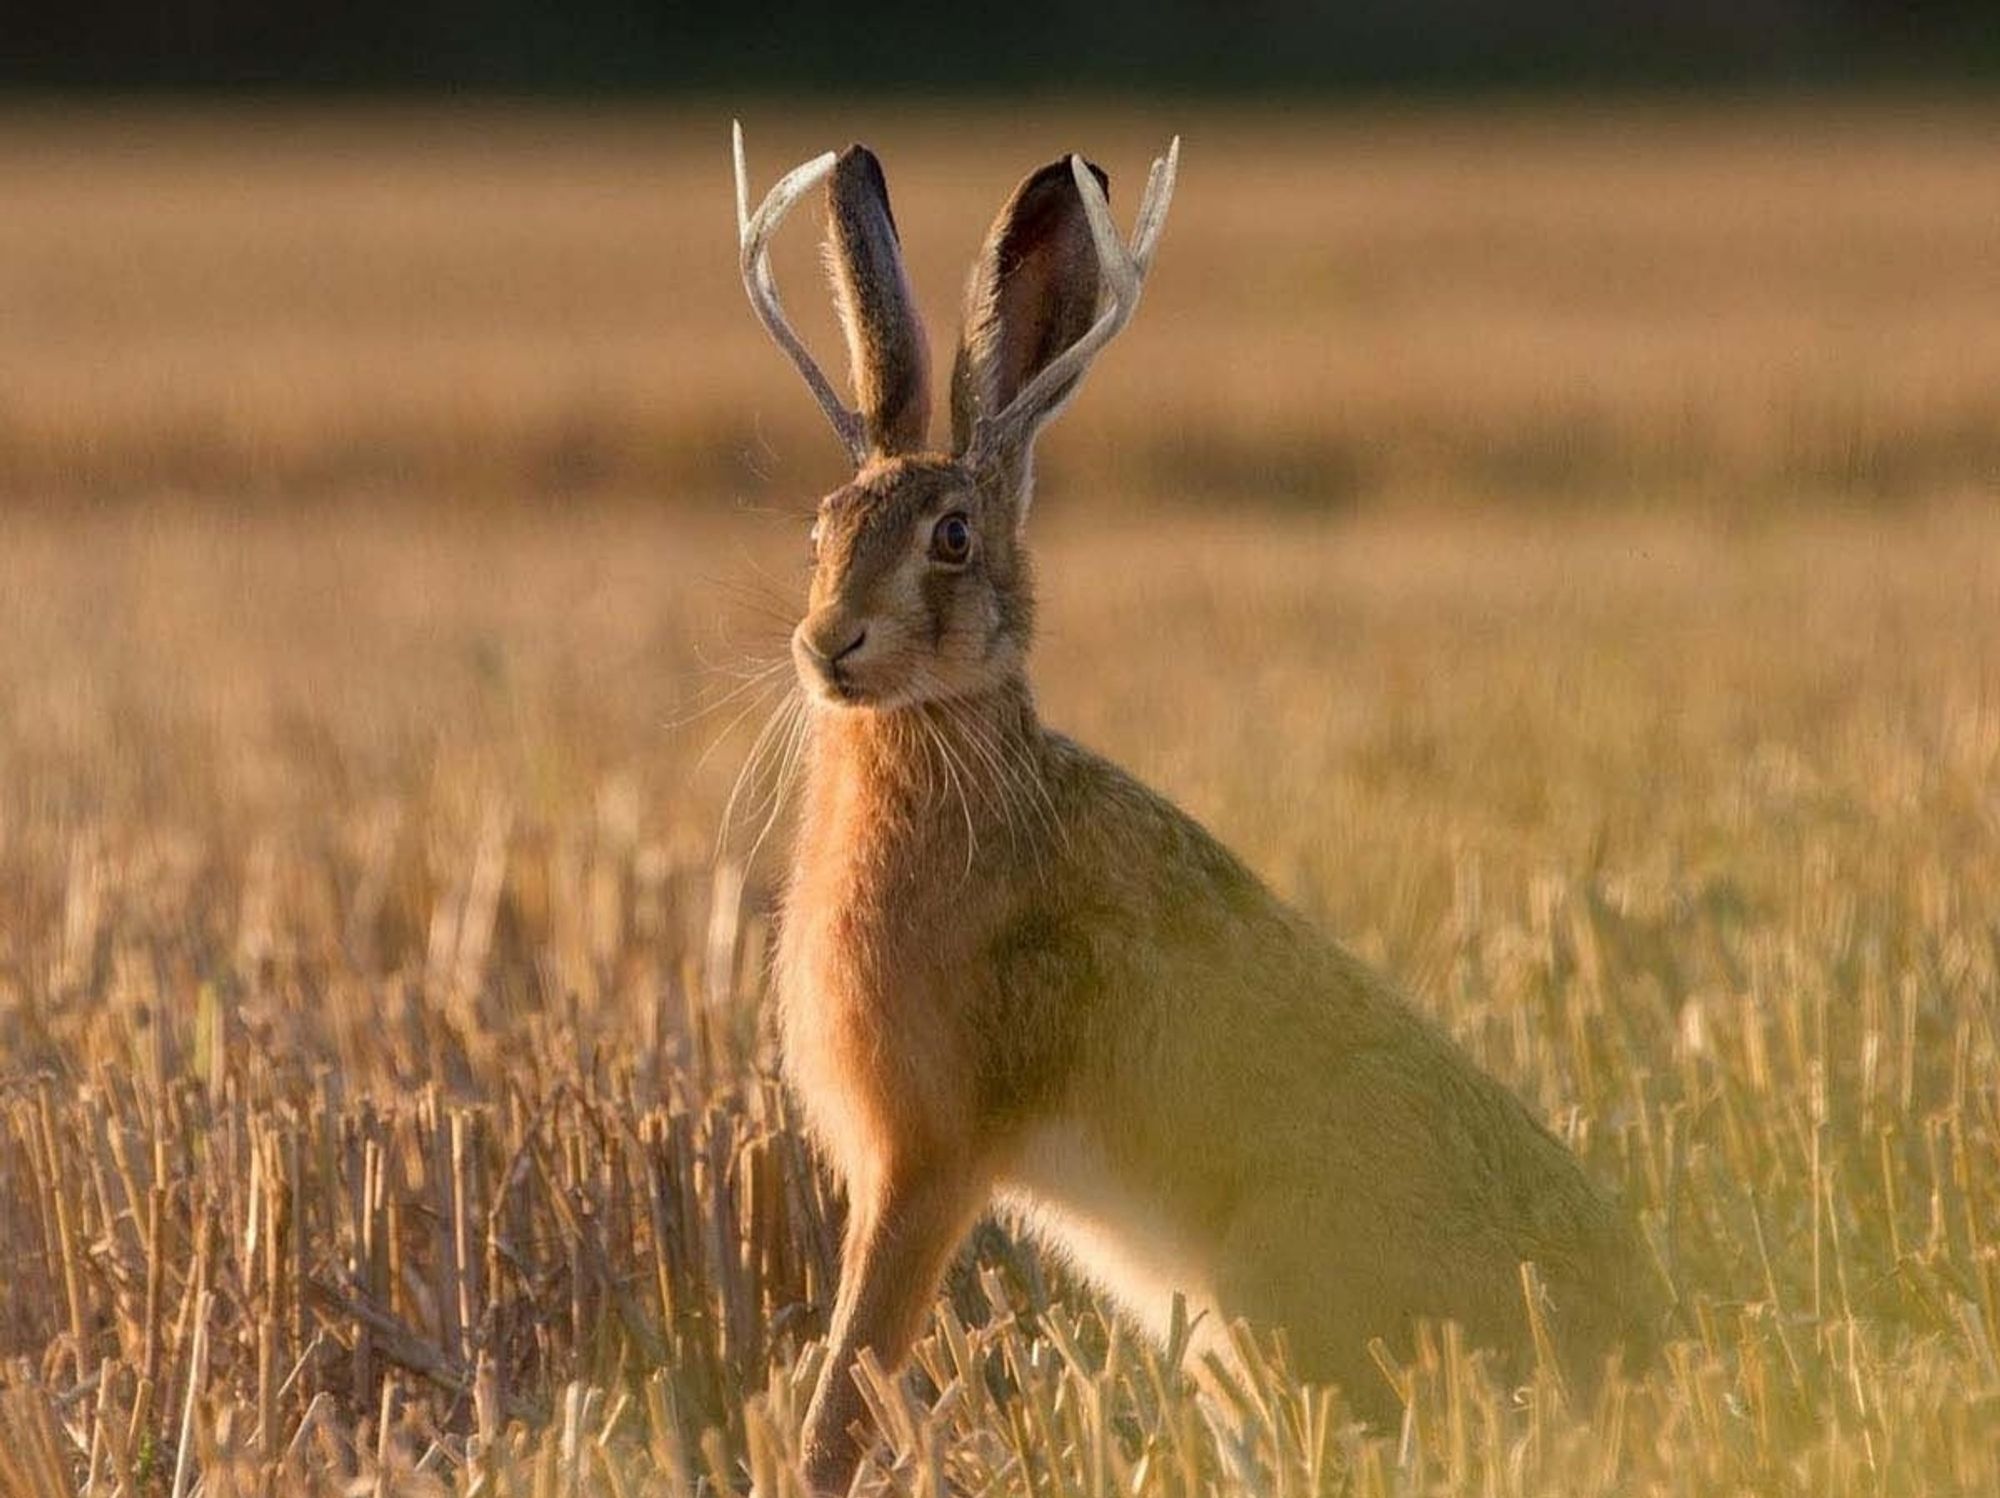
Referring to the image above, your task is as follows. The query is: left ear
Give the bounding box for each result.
[825,145,933,458]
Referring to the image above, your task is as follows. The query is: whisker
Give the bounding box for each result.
[938,689,1066,857]
[686,636,789,681]
[742,692,811,870]
[686,670,792,774]
[739,554,814,605]
[716,689,805,863]
[923,708,981,881]
[935,695,1026,852]
[987,710,1069,853]
[666,657,793,733]
[910,709,943,815]
[703,586,801,635]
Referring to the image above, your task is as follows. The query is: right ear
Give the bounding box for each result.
[825,145,932,459]
[950,157,1109,465]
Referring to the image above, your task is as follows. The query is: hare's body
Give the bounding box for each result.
[779,686,1654,1430]
[730,130,1658,1490]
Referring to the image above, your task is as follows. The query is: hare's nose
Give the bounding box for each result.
[800,623,867,665]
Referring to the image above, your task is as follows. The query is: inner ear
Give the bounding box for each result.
[951,158,1107,455]
[826,146,933,458]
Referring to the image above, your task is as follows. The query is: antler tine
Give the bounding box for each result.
[1131,136,1180,273]
[977,139,1179,456]
[1073,154,1139,306]
[732,119,753,237]
[732,122,868,464]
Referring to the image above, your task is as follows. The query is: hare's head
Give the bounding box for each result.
[733,126,1177,711]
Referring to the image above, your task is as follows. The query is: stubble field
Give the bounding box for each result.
[1,104,1998,1495]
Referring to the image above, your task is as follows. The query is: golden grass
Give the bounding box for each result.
[2,496,1998,1493]
[2,102,2000,1494]
[2,102,1999,503]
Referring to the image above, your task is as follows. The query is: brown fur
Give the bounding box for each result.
[754,147,1663,1494]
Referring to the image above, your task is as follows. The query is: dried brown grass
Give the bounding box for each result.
[2,498,1998,1493]
[2,102,1999,1495]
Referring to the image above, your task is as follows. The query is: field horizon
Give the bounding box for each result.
[2,100,1998,511]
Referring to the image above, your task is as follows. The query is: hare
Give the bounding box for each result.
[730,125,1662,1493]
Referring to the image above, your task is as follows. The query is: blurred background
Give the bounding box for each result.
[8,1,1999,90]
[3,9,2000,1494]
[0,2,1996,511]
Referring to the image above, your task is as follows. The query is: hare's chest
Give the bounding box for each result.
[775,904,884,1120]
[776,881,972,1189]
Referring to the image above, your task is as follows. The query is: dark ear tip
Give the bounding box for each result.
[1018,155,1110,203]
[830,144,896,233]
[834,144,887,190]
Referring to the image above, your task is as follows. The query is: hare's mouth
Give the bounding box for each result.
[798,661,891,710]
[814,676,871,707]
[803,665,939,715]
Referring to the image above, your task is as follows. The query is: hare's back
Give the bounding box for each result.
[1025,738,1659,1386]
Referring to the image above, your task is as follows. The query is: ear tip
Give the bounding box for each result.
[831,144,891,203]
[834,142,884,173]
[1020,155,1110,203]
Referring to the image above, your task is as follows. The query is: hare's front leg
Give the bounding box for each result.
[801,1164,986,1494]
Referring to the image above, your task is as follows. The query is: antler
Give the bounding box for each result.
[733,122,869,464]
[974,135,1181,459]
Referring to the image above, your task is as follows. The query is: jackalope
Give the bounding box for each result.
[731,124,1661,1493]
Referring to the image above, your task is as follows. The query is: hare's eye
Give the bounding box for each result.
[930,512,973,565]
